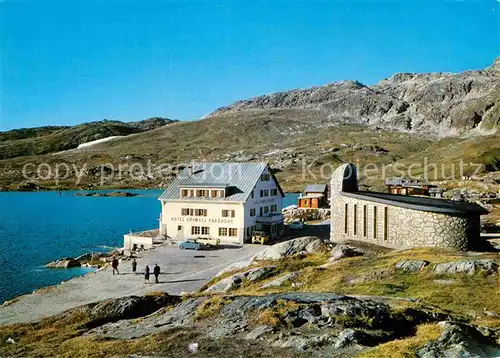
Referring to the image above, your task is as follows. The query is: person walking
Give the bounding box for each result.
[111,257,119,275]
[144,265,150,284]
[131,259,137,274]
[153,264,160,284]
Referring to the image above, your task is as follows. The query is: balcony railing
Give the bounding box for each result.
[256,212,284,223]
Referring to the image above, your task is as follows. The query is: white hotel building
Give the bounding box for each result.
[158,162,285,244]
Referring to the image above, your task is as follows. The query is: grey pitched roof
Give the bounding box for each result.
[341,191,489,215]
[304,184,327,193]
[158,162,283,202]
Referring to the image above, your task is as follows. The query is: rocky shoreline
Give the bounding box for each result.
[44,249,127,269]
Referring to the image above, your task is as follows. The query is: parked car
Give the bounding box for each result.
[179,239,202,250]
[196,237,221,248]
[289,221,305,230]
[251,231,270,245]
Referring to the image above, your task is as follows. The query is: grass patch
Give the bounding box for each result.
[144,290,167,297]
[199,251,329,294]
[193,296,232,321]
[359,323,443,358]
[256,300,300,328]
[471,316,500,328]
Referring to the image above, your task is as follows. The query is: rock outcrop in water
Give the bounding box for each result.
[45,258,81,268]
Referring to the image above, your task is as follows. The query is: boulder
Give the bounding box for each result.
[261,271,300,289]
[416,322,500,358]
[246,266,277,282]
[79,293,181,329]
[204,275,243,293]
[252,237,324,261]
[395,260,430,272]
[45,258,81,268]
[329,245,364,261]
[433,260,498,275]
[204,266,277,293]
[334,329,369,349]
[272,334,334,351]
[216,260,253,277]
[244,325,274,340]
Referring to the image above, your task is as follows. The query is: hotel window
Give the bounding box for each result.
[195,209,207,217]
[189,190,194,197]
[229,228,238,237]
[181,208,189,216]
[384,207,388,241]
[191,226,200,235]
[250,190,254,199]
[260,173,270,181]
[250,208,256,217]
[196,189,208,197]
[210,190,218,198]
[181,189,189,197]
[353,204,358,236]
[264,206,269,214]
[219,227,228,236]
[219,190,225,197]
[222,209,235,218]
[270,204,277,212]
[373,206,378,239]
[344,203,348,234]
[177,225,182,231]
[260,189,269,197]
[363,205,367,237]
[271,189,277,196]
[259,207,263,216]
[201,227,210,235]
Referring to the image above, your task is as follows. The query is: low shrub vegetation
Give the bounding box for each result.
[359,323,443,358]
[193,296,232,321]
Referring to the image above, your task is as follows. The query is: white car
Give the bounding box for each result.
[289,221,305,230]
[196,237,221,247]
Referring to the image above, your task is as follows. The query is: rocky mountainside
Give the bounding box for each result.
[210,57,500,136]
[0,118,176,159]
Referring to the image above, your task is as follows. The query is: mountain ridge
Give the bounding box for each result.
[209,57,500,136]
[0,118,176,159]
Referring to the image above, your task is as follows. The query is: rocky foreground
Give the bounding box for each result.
[1,237,500,357]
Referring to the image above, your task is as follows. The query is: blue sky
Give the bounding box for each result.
[1,1,499,131]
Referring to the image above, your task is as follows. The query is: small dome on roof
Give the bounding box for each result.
[330,163,358,193]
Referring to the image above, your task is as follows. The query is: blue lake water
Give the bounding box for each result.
[0,190,299,303]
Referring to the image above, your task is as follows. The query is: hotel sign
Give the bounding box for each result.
[170,217,234,224]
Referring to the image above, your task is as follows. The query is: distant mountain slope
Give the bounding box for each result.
[1,60,499,191]
[0,118,176,159]
[0,107,498,191]
[210,57,500,136]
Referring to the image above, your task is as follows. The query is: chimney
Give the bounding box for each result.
[188,166,193,176]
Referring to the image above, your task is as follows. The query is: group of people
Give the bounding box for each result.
[111,257,161,283]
